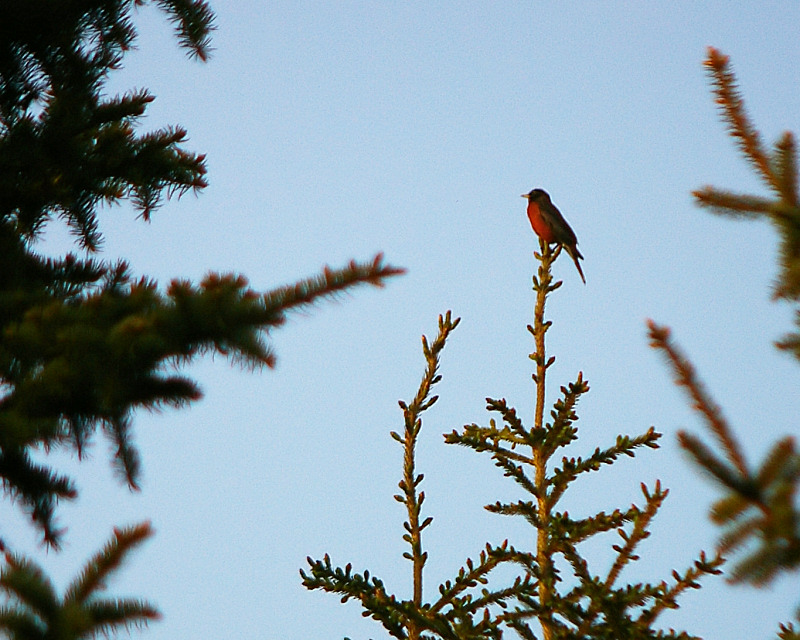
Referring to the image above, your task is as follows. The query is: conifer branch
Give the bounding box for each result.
[104,415,142,489]
[0,255,404,542]
[555,540,722,640]
[550,428,661,507]
[550,507,638,545]
[303,313,533,640]
[639,551,725,625]
[65,522,153,604]
[485,397,531,439]
[485,500,541,528]
[540,376,587,461]
[530,240,560,424]
[395,312,459,611]
[0,554,57,621]
[300,556,409,640]
[530,240,560,640]
[647,320,749,476]
[704,47,777,192]
[153,0,216,60]
[649,319,800,592]
[0,1,223,544]
[709,492,752,529]
[774,132,798,205]
[490,456,540,498]
[446,397,542,461]
[692,187,773,218]
[0,449,75,548]
[451,422,536,466]
[676,431,760,500]
[432,541,531,614]
[262,253,406,320]
[697,47,800,304]
[0,522,159,640]
[716,515,762,557]
[605,482,667,589]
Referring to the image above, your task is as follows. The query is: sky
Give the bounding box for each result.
[4,2,800,639]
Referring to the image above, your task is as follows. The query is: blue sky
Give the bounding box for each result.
[5,2,800,639]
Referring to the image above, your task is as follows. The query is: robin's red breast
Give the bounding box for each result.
[521,188,585,284]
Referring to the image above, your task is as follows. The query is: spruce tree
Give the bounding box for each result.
[0,1,402,632]
[303,242,721,640]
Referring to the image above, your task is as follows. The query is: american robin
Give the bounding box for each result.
[521,188,585,284]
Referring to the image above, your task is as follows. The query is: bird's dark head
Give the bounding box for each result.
[521,188,550,203]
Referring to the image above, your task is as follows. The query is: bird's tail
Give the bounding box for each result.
[565,246,586,284]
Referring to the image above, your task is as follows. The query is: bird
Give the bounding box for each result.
[521,188,585,284]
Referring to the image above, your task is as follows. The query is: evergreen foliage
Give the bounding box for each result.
[649,322,799,589]
[0,521,159,640]
[303,244,721,640]
[0,0,403,555]
[692,47,800,353]
[303,312,532,640]
[650,47,800,638]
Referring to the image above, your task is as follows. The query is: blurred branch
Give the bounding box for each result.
[648,320,800,589]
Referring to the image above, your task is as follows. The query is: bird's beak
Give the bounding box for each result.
[520,194,527,198]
